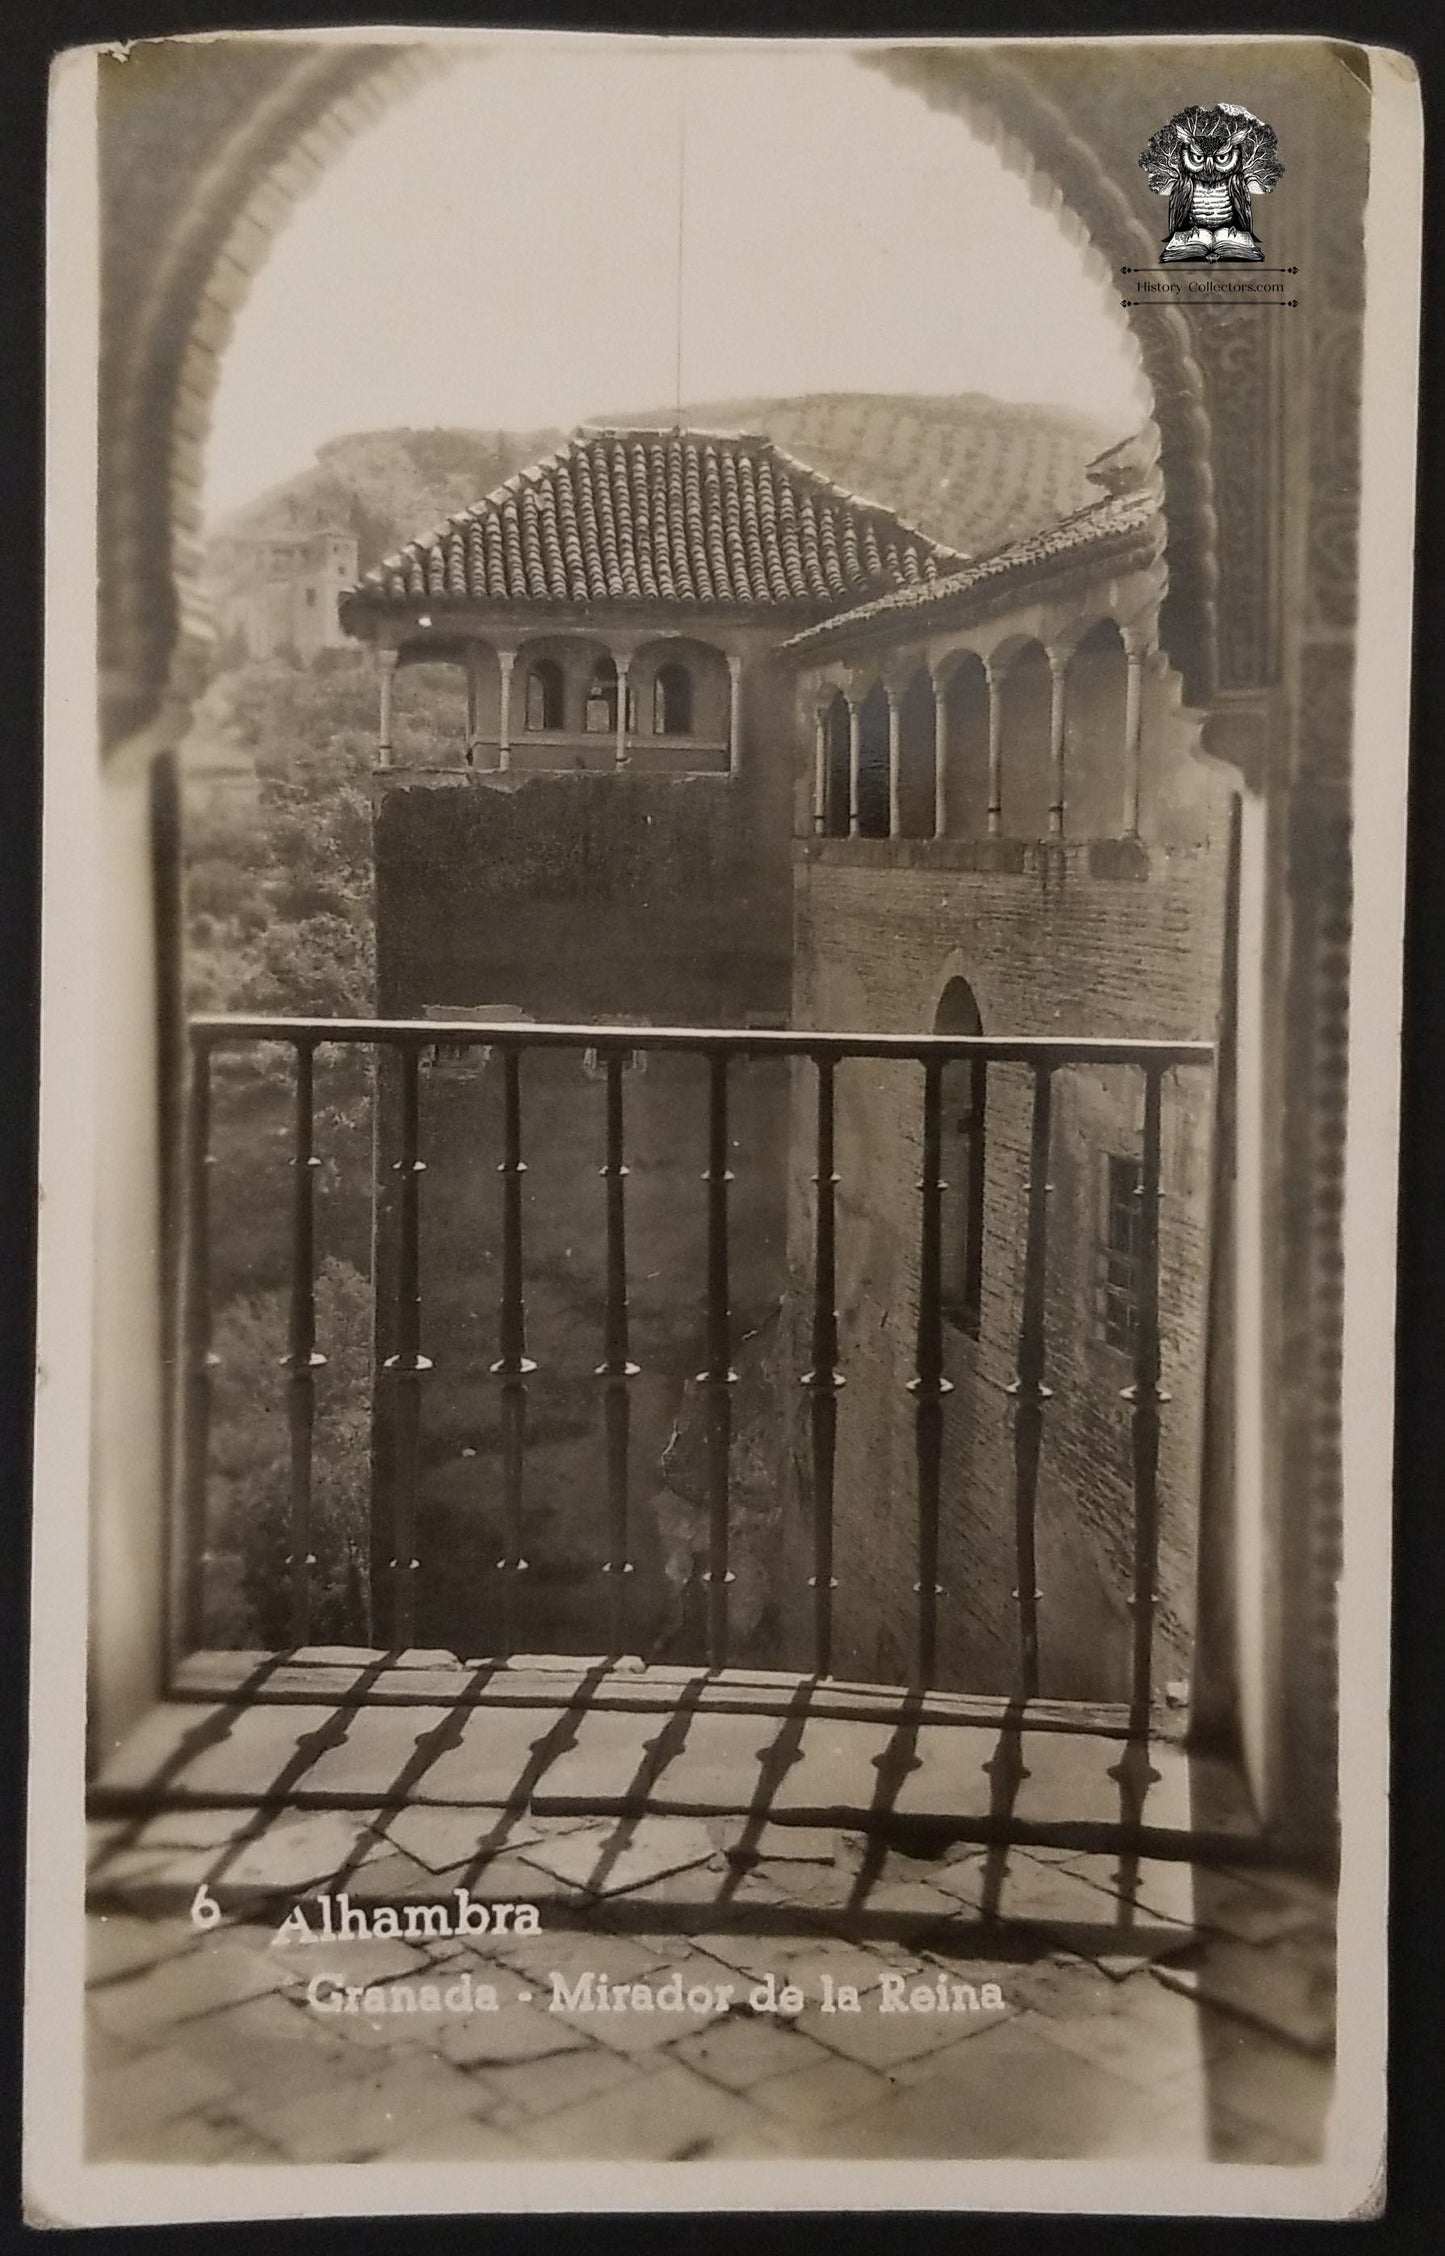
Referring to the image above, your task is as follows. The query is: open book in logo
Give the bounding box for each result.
[1138,103,1284,264]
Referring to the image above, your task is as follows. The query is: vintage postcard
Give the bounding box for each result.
[27,27,1416,2223]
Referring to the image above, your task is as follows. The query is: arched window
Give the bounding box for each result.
[998,641,1053,837]
[653,662,693,736]
[524,658,564,731]
[584,654,618,733]
[823,693,850,835]
[856,682,890,838]
[1063,618,1129,836]
[936,978,986,1338]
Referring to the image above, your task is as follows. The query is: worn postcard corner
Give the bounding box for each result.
[28,24,1417,2226]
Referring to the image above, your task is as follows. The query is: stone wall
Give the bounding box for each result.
[371,681,797,1659]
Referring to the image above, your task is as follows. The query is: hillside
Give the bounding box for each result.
[202,392,1130,608]
[615,393,1126,561]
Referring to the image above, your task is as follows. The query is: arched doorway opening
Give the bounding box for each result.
[997,640,1053,838]
[941,652,991,838]
[1064,618,1130,836]
[896,669,937,838]
[856,682,890,839]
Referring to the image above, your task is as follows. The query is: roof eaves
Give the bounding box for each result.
[778,498,1159,660]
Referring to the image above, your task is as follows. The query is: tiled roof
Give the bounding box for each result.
[779,488,1160,660]
[341,428,965,618]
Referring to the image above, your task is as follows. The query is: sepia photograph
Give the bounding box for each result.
[25,26,1415,2223]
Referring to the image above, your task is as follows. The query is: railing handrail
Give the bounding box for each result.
[189,1014,1214,1069]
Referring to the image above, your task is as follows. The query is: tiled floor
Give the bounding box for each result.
[86,1806,1336,2165]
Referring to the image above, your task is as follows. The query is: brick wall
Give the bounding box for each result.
[781,818,1232,1705]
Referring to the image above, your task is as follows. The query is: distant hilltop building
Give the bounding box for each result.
[207,524,359,662]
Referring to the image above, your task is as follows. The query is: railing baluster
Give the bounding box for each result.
[284,1039,325,1647]
[908,1057,954,1685]
[700,1051,736,1671]
[179,1036,215,1652]
[491,1047,535,1657]
[1007,1063,1054,1701]
[1125,1066,1167,1725]
[802,1055,843,1678]
[597,1051,638,1656]
[384,1039,430,1649]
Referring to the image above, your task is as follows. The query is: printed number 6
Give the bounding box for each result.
[189,1883,222,1930]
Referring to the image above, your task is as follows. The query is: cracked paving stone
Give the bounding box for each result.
[87,1913,199,1987]
[102,1808,247,1855]
[379,1807,544,1873]
[674,2011,833,2091]
[476,2045,645,2119]
[1021,2000,1210,2096]
[225,2050,489,2163]
[207,1809,392,1892]
[793,2017,1172,2160]
[88,2045,235,2156]
[1051,1853,1199,1930]
[716,1823,842,1867]
[516,1817,719,1897]
[161,1988,379,2106]
[269,1934,433,1986]
[1151,1933,1335,2053]
[435,2000,592,2069]
[724,1929,926,2000]
[748,2053,888,2131]
[1191,1870,1333,1947]
[512,2055,777,2159]
[812,1876,975,1938]
[319,1847,463,1903]
[793,1987,1000,2072]
[86,1931,294,2041]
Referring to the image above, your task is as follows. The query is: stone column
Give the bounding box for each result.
[727,653,744,777]
[1047,647,1068,837]
[846,693,862,838]
[812,696,830,834]
[1122,628,1149,836]
[931,668,948,840]
[377,647,398,768]
[615,654,631,771]
[985,657,1004,836]
[497,646,515,774]
[886,681,903,840]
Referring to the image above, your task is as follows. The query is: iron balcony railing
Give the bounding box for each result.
[178,1016,1213,1721]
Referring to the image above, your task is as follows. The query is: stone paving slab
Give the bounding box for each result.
[1152,1930,1336,2054]
[476,2044,646,2121]
[379,1807,546,1872]
[86,1929,292,2043]
[81,1774,1335,2169]
[93,1698,1234,1850]
[511,2055,778,2160]
[225,2050,490,2163]
[795,2016,1181,2160]
[515,1816,720,1897]
[673,2012,834,2091]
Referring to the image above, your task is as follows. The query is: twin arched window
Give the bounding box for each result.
[525,652,697,737]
